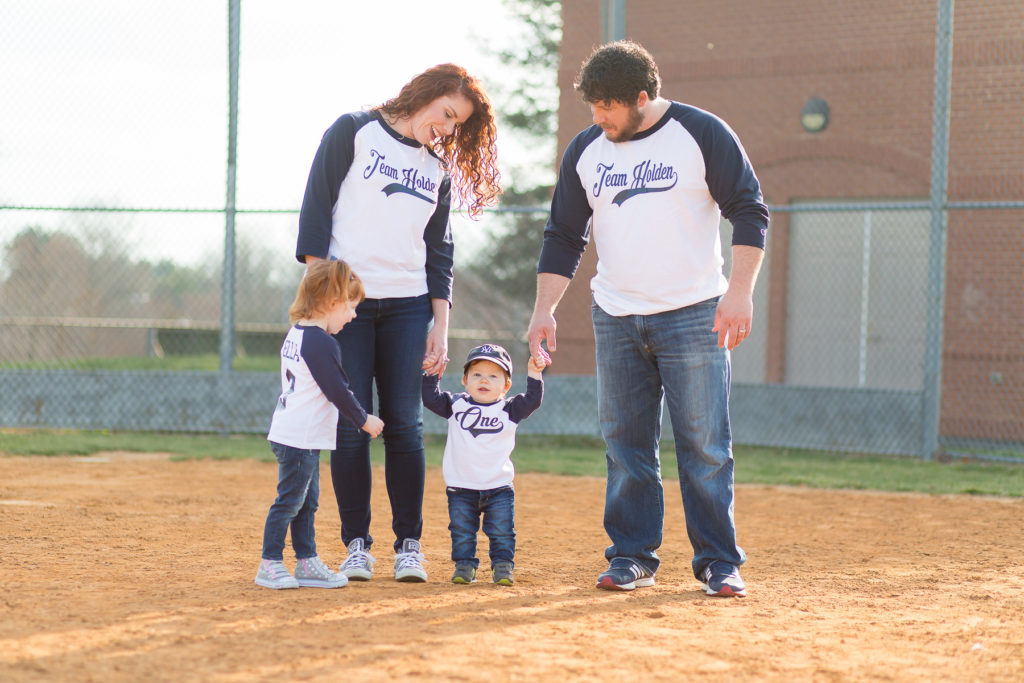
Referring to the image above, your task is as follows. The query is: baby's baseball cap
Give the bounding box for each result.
[463,344,513,376]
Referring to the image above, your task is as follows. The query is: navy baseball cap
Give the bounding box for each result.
[463,344,513,376]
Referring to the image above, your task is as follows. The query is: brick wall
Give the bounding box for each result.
[553,0,1024,441]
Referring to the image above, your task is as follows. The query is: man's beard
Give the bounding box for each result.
[603,105,645,142]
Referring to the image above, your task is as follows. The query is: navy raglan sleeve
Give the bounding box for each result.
[421,373,455,419]
[302,330,368,430]
[423,175,454,303]
[296,113,359,263]
[504,376,544,423]
[537,128,601,279]
[695,113,769,249]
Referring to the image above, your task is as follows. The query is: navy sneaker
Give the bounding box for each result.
[596,557,655,591]
[700,561,746,597]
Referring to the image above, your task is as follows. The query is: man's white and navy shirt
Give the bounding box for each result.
[538,101,770,316]
[296,110,454,303]
[422,374,543,490]
[267,324,367,451]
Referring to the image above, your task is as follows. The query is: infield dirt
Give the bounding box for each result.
[1,453,1022,681]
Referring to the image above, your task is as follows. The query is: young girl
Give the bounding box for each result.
[255,260,385,590]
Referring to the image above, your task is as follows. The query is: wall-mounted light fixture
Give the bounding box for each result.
[800,97,830,133]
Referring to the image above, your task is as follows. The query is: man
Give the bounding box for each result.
[527,41,768,597]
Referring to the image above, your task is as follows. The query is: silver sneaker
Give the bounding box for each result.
[339,538,375,581]
[255,559,299,590]
[394,538,427,582]
[295,556,348,588]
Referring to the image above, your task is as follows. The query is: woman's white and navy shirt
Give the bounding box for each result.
[267,324,367,451]
[422,374,543,490]
[296,110,454,303]
[538,101,770,316]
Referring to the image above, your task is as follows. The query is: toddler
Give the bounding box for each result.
[422,344,547,585]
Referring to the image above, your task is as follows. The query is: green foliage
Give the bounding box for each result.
[491,0,562,143]
[465,0,562,315]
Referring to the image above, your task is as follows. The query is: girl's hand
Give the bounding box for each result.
[362,414,384,439]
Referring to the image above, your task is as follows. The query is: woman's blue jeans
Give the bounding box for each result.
[331,294,431,553]
[446,485,516,568]
[261,441,320,561]
[592,297,746,579]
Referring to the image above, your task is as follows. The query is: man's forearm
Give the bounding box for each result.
[533,272,572,316]
[728,245,764,296]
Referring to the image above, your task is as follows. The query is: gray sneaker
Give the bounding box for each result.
[492,561,514,586]
[394,539,428,582]
[295,556,348,588]
[451,562,477,584]
[339,538,375,581]
[255,559,299,590]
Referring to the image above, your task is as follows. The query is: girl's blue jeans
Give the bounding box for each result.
[592,296,746,580]
[261,441,320,561]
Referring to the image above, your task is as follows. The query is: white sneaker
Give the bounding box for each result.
[394,539,427,582]
[295,556,348,588]
[254,559,299,589]
[339,538,375,581]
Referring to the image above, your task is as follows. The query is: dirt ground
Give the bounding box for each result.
[1,453,1023,682]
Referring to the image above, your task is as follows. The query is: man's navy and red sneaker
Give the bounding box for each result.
[596,557,655,591]
[700,561,747,597]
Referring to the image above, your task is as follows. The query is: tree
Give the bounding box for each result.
[463,0,562,327]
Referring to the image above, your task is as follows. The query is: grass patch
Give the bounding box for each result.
[0,428,269,460]
[2,429,1022,498]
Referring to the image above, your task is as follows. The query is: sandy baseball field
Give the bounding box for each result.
[1,453,1022,681]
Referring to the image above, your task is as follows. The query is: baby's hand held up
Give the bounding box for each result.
[527,351,551,376]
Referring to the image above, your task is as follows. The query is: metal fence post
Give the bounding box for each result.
[922,0,955,460]
[220,0,240,373]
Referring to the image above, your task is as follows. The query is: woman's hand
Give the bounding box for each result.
[422,324,450,377]
[423,298,451,376]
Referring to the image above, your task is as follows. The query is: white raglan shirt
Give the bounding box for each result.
[422,375,544,490]
[296,111,454,302]
[538,102,769,316]
[267,325,367,450]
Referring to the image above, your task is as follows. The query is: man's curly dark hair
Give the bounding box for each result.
[574,40,662,104]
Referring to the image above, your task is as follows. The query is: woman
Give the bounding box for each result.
[295,63,501,582]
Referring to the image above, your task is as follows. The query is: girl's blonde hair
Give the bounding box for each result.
[289,260,364,323]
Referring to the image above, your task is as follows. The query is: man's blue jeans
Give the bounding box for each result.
[446,485,516,568]
[261,441,320,561]
[331,294,431,553]
[592,297,746,579]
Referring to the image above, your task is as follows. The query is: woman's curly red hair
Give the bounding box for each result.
[376,64,502,217]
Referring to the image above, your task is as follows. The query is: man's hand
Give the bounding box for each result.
[528,273,571,366]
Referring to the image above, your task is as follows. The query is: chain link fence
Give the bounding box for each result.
[2,1,1022,462]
